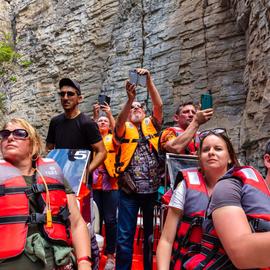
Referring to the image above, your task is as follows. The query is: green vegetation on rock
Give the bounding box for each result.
[0,32,32,113]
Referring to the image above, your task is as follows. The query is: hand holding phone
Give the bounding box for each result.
[129,70,138,85]
[98,94,111,106]
[128,70,147,87]
[201,90,213,110]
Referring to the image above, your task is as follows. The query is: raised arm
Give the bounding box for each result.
[137,68,163,125]
[163,109,213,154]
[100,102,116,131]
[114,82,136,139]
[92,103,100,122]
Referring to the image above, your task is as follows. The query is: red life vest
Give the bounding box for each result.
[0,158,71,260]
[184,166,270,270]
[171,168,209,270]
[166,127,200,155]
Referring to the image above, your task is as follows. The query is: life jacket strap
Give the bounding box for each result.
[25,183,65,196]
[181,216,204,247]
[0,184,65,197]
[0,211,70,225]
[118,133,160,144]
[171,215,204,268]
[0,185,27,196]
[195,233,234,270]
[58,206,71,223]
[249,217,270,232]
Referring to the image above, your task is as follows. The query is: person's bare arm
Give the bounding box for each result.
[100,102,116,131]
[163,109,213,154]
[92,103,100,122]
[67,194,91,270]
[157,207,183,270]
[137,68,163,125]
[213,206,270,269]
[88,140,106,175]
[114,82,136,139]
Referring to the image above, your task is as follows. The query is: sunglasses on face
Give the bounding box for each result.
[0,129,29,140]
[199,128,228,141]
[58,91,77,97]
[131,104,143,109]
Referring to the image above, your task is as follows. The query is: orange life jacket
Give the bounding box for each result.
[103,133,118,178]
[184,166,270,270]
[115,117,159,173]
[171,169,209,270]
[0,158,71,260]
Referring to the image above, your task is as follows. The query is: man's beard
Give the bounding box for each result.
[131,114,143,124]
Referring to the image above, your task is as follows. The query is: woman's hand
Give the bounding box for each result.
[125,81,136,101]
[100,102,111,115]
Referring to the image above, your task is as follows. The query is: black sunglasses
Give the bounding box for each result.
[58,91,77,97]
[199,128,228,141]
[0,129,29,140]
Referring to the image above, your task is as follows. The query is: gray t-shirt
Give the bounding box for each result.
[203,178,242,233]
[207,178,242,216]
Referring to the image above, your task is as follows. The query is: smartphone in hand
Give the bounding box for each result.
[201,90,213,110]
[138,73,147,87]
[129,70,138,85]
[128,70,147,87]
[98,94,111,105]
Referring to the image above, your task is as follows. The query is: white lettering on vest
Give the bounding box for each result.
[241,168,259,182]
[188,172,200,185]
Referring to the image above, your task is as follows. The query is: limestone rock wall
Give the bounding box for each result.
[231,0,270,169]
[1,0,270,171]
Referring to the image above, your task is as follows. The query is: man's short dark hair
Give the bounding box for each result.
[265,140,270,155]
[175,101,196,115]
[59,78,81,95]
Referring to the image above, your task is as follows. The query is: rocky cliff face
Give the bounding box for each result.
[0,0,269,171]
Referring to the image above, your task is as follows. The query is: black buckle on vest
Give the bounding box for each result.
[249,218,270,232]
[58,206,70,222]
[25,183,45,196]
[28,213,46,224]
[0,185,4,196]
[32,183,45,193]
[192,216,204,226]
[181,216,204,247]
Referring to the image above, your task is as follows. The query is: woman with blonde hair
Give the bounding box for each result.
[0,118,92,270]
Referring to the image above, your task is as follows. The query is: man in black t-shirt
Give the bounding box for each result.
[46,78,106,270]
[46,77,106,173]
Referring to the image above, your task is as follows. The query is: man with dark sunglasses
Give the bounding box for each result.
[114,68,163,270]
[46,78,106,171]
[46,78,106,269]
[159,101,213,156]
[264,140,270,184]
